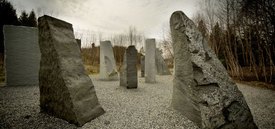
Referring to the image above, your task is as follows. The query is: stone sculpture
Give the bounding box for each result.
[38,15,105,126]
[99,41,118,80]
[170,11,258,129]
[120,46,138,88]
[140,55,145,77]
[145,39,156,83]
[4,25,40,86]
[155,49,171,75]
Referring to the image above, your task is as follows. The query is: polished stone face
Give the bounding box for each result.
[145,38,156,83]
[170,11,258,129]
[120,45,138,88]
[4,25,40,86]
[99,41,118,80]
[38,15,104,126]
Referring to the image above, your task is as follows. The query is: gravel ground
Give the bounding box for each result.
[0,75,274,129]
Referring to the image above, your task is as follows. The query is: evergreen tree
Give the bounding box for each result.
[0,0,19,54]
[28,10,37,27]
[19,11,29,26]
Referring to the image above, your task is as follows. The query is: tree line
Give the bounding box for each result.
[0,0,37,55]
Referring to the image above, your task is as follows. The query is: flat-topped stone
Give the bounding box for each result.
[145,39,156,83]
[99,41,118,80]
[38,15,105,126]
[120,45,138,88]
[170,11,258,129]
[4,25,40,86]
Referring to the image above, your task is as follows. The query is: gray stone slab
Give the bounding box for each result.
[38,15,105,126]
[4,25,40,86]
[120,45,137,88]
[155,49,171,75]
[76,39,81,49]
[99,41,118,80]
[170,11,258,129]
[145,39,156,83]
[140,55,145,77]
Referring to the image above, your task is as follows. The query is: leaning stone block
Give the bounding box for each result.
[120,46,138,88]
[38,15,105,126]
[170,11,258,129]
[99,41,118,80]
[4,25,40,86]
[155,49,171,75]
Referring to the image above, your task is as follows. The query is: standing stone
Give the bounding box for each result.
[155,49,171,75]
[120,46,138,88]
[76,39,81,49]
[99,41,118,80]
[4,25,40,86]
[38,15,105,126]
[140,55,145,77]
[170,11,257,129]
[145,39,156,83]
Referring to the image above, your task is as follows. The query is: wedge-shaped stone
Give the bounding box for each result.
[170,11,258,129]
[38,15,105,126]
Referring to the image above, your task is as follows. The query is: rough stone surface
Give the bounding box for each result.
[170,11,258,129]
[119,46,138,88]
[155,49,171,75]
[140,55,145,77]
[4,25,40,86]
[145,39,156,83]
[99,41,118,80]
[38,15,105,126]
[76,39,81,49]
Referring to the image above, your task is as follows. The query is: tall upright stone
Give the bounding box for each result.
[145,39,156,83]
[155,49,171,75]
[4,25,40,86]
[170,11,257,129]
[120,46,138,88]
[99,41,118,80]
[76,39,81,49]
[140,55,145,77]
[38,15,105,126]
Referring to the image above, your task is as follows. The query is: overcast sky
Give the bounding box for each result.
[10,0,199,46]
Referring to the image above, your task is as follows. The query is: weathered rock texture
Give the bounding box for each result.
[140,55,145,77]
[120,46,138,88]
[155,49,171,75]
[99,41,118,80]
[170,11,258,129]
[38,15,105,126]
[145,39,156,83]
[4,25,40,86]
[76,39,81,49]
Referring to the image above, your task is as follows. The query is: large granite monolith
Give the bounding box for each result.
[145,39,156,83]
[170,11,258,129]
[140,55,145,77]
[38,15,105,126]
[99,41,118,80]
[4,25,40,86]
[120,46,138,88]
[155,49,171,75]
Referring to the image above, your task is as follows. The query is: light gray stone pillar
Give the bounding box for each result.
[120,45,137,88]
[155,49,171,75]
[38,15,105,126]
[170,11,257,129]
[145,39,156,83]
[4,25,40,86]
[99,41,118,80]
